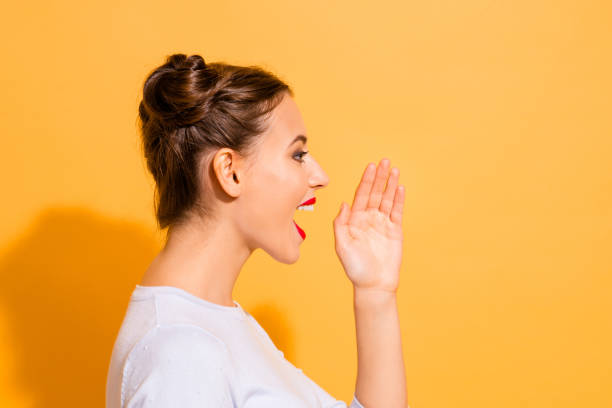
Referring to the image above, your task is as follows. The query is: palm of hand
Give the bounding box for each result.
[333,159,405,293]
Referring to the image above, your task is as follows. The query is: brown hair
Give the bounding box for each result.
[138,53,293,233]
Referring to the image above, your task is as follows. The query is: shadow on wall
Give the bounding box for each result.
[0,206,295,407]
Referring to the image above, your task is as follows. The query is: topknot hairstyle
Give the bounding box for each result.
[138,53,293,232]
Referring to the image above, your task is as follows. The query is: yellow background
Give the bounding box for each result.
[1,1,610,407]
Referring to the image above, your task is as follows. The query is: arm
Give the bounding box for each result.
[332,158,408,408]
[353,288,406,408]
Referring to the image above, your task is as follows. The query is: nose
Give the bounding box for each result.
[309,158,330,189]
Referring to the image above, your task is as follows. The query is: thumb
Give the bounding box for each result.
[334,202,350,228]
[333,202,352,250]
[340,202,350,224]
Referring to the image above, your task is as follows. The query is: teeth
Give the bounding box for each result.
[297,205,314,211]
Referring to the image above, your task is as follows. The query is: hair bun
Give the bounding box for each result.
[167,53,207,72]
[138,53,292,230]
[140,53,211,129]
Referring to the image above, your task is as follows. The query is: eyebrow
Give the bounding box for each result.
[288,134,308,148]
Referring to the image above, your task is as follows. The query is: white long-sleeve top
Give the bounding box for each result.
[106,284,365,408]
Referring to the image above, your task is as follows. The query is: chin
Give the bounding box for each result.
[273,250,300,265]
[264,244,300,265]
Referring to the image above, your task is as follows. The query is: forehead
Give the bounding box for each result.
[262,94,307,146]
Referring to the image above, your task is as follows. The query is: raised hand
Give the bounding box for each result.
[332,158,405,293]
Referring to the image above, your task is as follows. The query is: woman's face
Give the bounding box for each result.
[235,92,329,263]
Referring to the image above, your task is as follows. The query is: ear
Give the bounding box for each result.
[211,148,243,198]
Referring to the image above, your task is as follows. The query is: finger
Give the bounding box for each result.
[333,201,350,227]
[351,162,376,212]
[333,202,351,246]
[380,167,399,217]
[390,184,405,225]
[366,158,391,210]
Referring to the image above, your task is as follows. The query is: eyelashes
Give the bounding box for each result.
[293,150,309,163]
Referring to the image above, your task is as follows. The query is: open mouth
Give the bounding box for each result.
[293,220,306,240]
[293,197,316,240]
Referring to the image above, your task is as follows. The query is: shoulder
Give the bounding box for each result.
[121,324,234,406]
[125,323,230,369]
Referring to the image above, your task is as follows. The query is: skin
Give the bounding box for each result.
[139,91,330,306]
[141,91,408,407]
[333,158,408,407]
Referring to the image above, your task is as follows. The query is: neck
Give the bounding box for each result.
[140,215,253,307]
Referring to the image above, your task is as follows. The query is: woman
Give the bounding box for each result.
[106,53,407,408]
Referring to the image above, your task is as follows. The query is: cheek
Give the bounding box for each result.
[245,173,296,221]
[240,162,305,231]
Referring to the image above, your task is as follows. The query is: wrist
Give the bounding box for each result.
[353,286,397,308]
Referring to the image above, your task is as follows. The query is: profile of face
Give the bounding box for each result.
[221,92,329,263]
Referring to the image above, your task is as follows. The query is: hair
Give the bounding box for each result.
[138,53,293,235]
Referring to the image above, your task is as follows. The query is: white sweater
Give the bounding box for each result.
[106,284,365,408]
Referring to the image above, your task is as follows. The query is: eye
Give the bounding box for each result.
[293,150,309,163]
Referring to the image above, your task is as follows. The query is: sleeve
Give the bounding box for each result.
[296,366,366,408]
[247,314,366,407]
[120,324,234,408]
[349,394,366,408]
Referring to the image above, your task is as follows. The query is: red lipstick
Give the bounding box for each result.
[293,220,306,240]
[297,197,316,207]
[294,196,314,240]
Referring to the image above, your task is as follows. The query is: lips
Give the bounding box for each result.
[297,197,316,208]
[294,197,315,240]
[293,220,306,239]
